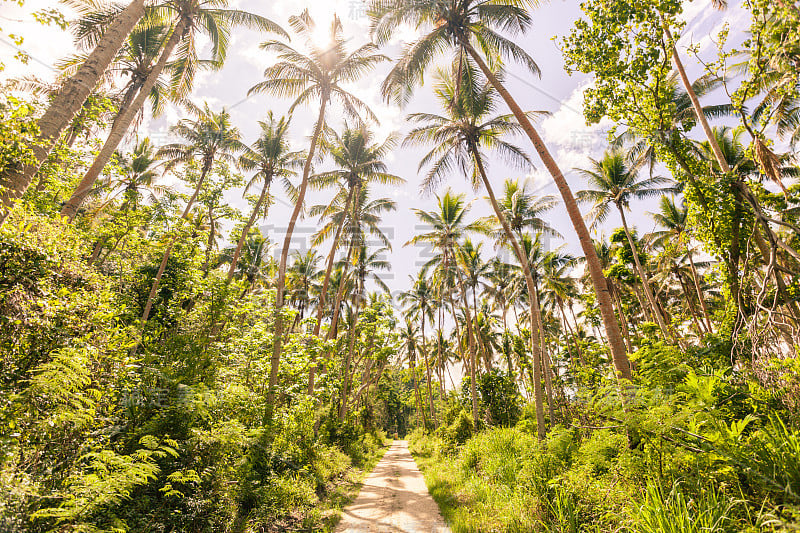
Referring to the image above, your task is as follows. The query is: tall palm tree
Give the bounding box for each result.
[650,196,714,332]
[578,150,675,339]
[140,103,244,324]
[407,190,487,426]
[404,65,549,438]
[227,114,301,281]
[369,0,632,380]
[399,270,437,425]
[0,0,147,217]
[286,249,322,324]
[309,125,403,350]
[247,10,387,415]
[398,318,426,427]
[60,0,285,220]
[339,244,391,420]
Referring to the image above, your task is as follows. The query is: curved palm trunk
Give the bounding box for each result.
[140,157,212,324]
[610,282,634,353]
[227,181,271,281]
[266,96,328,419]
[62,18,189,221]
[472,147,545,439]
[61,18,187,222]
[313,186,356,335]
[0,0,147,221]
[463,42,631,382]
[617,207,671,340]
[338,280,363,421]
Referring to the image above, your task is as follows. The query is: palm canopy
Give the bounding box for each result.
[492,178,560,239]
[100,138,168,210]
[368,0,540,105]
[157,101,245,172]
[404,62,536,195]
[311,185,397,252]
[399,269,436,324]
[576,150,676,228]
[249,10,387,123]
[406,189,491,256]
[649,196,689,248]
[238,113,304,201]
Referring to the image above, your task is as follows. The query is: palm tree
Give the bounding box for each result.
[220,232,275,295]
[399,270,437,425]
[309,125,403,342]
[339,244,391,420]
[247,10,387,416]
[286,249,322,325]
[404,65,549,438]
[369,0,632,380]
[398,318,426,427]
[60,0,285,221]
[227,114,301,282]
[140,103,244,325]
[578,150,675,340]
[650,196,714,332]
[407,190,487,426]
[0,0,147,217]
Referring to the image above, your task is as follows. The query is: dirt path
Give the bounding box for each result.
[335,440,450,533]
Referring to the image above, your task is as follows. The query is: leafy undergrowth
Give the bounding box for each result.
[410,417,800,533]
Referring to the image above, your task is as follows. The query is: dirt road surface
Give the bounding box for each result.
[334,440,450,533]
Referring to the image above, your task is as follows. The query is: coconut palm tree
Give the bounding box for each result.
[60,0,285,221]
[227,114,302,282]
[0,0,147,216]
[578,150,675,340]
[286,249,323,325]
[650,196,714,332]
[404,65,550,437]
[399,270,437,425]
[247,10,387,415]
[339,244,392,420]
[369,0,632,380]
[140,103,244,325]
[398,318,426,427]
[309,125,403,346]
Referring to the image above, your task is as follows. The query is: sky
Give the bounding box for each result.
[0,0,750,300]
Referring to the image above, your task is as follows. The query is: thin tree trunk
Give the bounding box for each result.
[62,17,188,221]
[409,345,427,429]
[618,207,671,338]
[460,284,480,429]
[339,281,362,421]
[308,185,355,394]
[420,304,437,426]
[687,248,714,332]
[533,279,555,422]
[140,158,212,324]
[473,147,545,439]
[463,42,631,381]
[610,283,634,352]
[227,181,270,281]
[266,96,328,419]
[0,0,146,220]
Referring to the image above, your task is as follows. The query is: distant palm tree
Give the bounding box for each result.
[369,0,632,379]
[140,103,244,324]
[578,150,675,339]
[286,249,323,325]
[227,114,302,282]
[399,270,437,425]
[248,10,387,415]
[650,196,714,332]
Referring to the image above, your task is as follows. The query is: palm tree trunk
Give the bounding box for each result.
[460,283,480,429]
[227,181,270,281]
[675,268,705,336]
[308,185,356,394]
[61,17,189,221]
[140,157,212,324]
[471,285,491,373]
[533,279,556,422]
[0,0,147,221]
[420,305,437,426]
[313,186,356,335]
[409,345,427,429]
[609,282,634,352]
[686,248,714,332]
[617,206,671,339]
[266,96,328,418]
[338,280,362,421]
[472,146,545,438]
[463,42,631,381]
